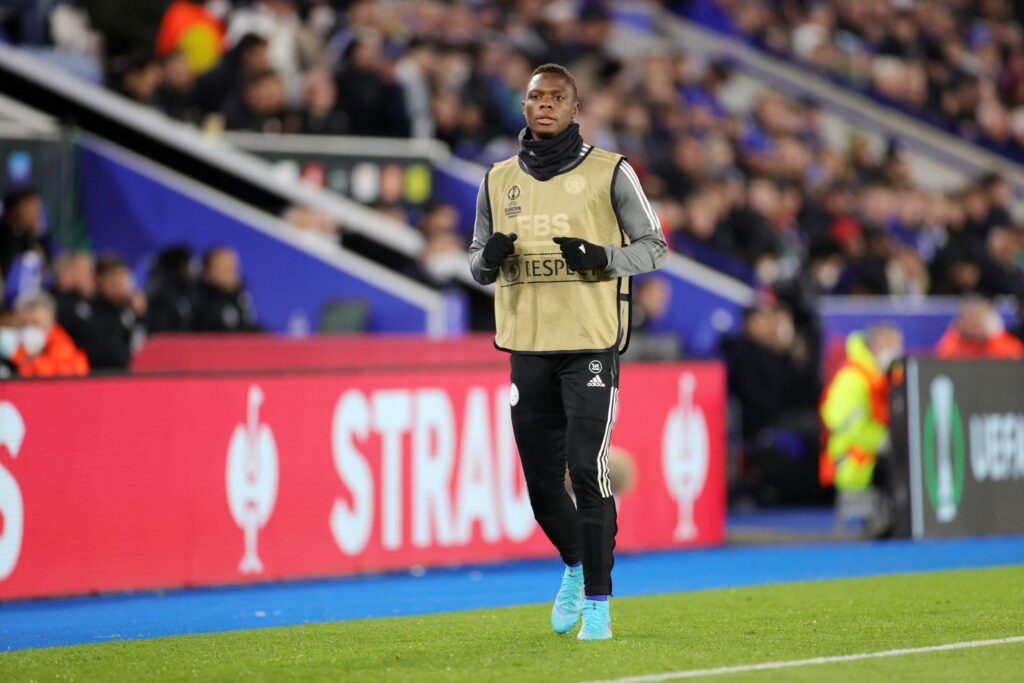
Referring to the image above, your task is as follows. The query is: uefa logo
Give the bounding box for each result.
[922,376,966,523]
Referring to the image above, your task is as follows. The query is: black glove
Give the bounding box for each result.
[553,236,608,272]
[482,232,517,267]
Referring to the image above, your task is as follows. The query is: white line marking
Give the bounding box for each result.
[581,636,1024,683]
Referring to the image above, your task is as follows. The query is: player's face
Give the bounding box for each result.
[522,73,579,139]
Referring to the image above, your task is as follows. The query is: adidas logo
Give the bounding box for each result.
[587,375,605,388]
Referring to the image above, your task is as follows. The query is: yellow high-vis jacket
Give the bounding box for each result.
[819,333,890,491]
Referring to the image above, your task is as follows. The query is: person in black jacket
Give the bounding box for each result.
[82,254,146,370]
[193,247,260,332]
[0,188,46,278]
[193,33,270,116]
[334,39,410,137]
[53,251,98,353]
[144,245,195,334]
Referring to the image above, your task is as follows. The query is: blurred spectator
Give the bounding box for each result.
[52,251,97,352]
[8,291,89,378]
[980,227,1024,298]
[226,0,318,106]
[153,50,200,124]
[82,254,146,370]
[409,204,466,287]
[110,51,163,105]
[0,188,46,277]
[395,39,437,139]
[723,303,821,503]
[78,0,168,63]
[223,68,293,133]
[628,275,681,361]
[144,246,195,334]
[193,33,270,116]
[820,324,904,535]
[194,247,260,332]
[935,297,1024,360]
[301,68,348,134]
[722,305,810,440]
[334,39,410,137]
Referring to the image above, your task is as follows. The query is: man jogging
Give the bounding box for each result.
[469,64,667,640]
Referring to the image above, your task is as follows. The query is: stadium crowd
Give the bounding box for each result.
[684,0,1024,161]
[0,186,260,377]
[6,0,1019,303]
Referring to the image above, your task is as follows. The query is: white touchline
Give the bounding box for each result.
[580,636,1024,683]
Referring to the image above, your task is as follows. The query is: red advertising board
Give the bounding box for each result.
[0,363,725,599]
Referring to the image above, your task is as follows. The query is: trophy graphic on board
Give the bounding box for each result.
[661,373,709,541]
[226,386,279,574]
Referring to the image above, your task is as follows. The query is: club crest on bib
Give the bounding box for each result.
[564,175,586,195]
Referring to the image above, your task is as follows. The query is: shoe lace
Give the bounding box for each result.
[557,576,582,612]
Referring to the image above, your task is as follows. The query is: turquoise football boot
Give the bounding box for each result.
[551,564,585,634]
[577,599,612,640]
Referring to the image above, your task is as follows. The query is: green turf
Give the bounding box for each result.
[2,566,1022,682]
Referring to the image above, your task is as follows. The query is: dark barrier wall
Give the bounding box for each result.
[892,358,1024,539]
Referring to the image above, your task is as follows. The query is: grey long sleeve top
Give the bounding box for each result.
[468,156,668,285]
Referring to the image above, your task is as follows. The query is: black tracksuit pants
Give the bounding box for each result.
[510,349,619,596]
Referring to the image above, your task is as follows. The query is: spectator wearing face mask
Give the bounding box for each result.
[935,297,1024,360]
[194,246,260,332]
[7,291,89,378]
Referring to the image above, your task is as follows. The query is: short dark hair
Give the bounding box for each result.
[2,187,40,213]
[530,63,578,100]
[244,68,280,89]
[95,252,129,278]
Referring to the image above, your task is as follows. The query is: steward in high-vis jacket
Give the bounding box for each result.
[819,326,904,491]
[468,64,666,640]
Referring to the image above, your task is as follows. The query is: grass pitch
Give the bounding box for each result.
[2,566,1022,682]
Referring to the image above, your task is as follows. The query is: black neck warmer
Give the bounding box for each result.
[518,122,584,181]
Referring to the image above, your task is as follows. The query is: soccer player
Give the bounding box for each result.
[468,64,667,640]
